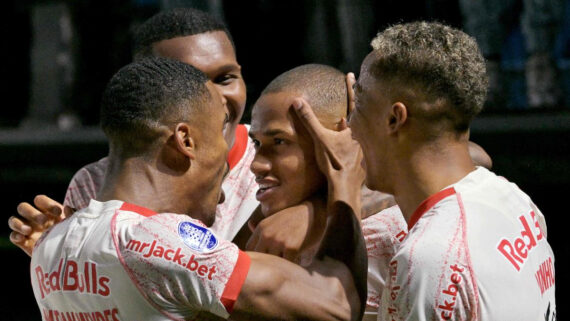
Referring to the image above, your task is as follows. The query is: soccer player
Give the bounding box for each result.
[9,8,257,255]
[245,64,405,314]
[244,63,494,317]
[295,21,556,320]
[31,56,367,321]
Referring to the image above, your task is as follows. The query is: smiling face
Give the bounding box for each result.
[249,92,326,216]
[348,53,394,193]
[152,30,246,147]
[188,82,231,225]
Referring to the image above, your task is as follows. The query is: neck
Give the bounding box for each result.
[97,156,192,215]
[392,139,475,223]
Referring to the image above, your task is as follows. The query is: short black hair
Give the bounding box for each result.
[261,64,347,119]
[101,57,210,157]
[133,7,234,60]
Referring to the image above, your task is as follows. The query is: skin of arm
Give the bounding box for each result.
[232,200,365,321]
[230,98,368,321]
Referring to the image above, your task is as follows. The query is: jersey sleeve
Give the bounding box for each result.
[111,209,250,320]
[63,157,108,210]
[361,205,407,310]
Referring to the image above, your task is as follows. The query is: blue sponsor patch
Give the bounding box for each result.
[178,221,218,253]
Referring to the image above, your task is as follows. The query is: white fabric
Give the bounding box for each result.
[362,205,407,310]
[31,200,249,320]
[379,167,556,321]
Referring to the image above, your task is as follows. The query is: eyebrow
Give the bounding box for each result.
[248,128,293,139]
[214,64,241,74]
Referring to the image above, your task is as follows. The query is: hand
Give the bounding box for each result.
[8,195,74,256]
[291,98,365,205]
[346,72,356,116]
[246,198,326,263]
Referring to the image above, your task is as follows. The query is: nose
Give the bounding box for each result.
[250,152,271,178]
[218,189,226,204]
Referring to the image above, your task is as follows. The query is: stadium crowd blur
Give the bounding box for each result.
[3,0,570,130]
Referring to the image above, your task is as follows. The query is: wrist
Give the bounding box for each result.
[327,183,361,219]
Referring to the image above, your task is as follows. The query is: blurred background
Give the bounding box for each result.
[1,0,568,319]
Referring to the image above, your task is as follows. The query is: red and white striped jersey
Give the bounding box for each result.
[63,124,259,241]
[31,200,250,320]
[379,167,556,321]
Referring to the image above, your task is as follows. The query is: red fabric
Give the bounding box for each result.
[220,250,251,313]
[408,187,456,230]
[227,125,249,170]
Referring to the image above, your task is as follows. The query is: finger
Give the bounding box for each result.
[7,216,32,236]
[9,232,32,257]
[282,247,299,262]
[346,72,356,115]
[259,241,283,257]
[247,219,257,233]
[34,195,64,219]
[16,202,47,226]
[291,98,327,142]
[338,117,348,131]
[245,230,260,251]
[9,231,25,244]
[62,206,76,220]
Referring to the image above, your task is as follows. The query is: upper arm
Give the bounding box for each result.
[231,251,360,321]
[114,212,247,319]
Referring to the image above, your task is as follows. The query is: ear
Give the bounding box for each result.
[174,123,196,160]
[388,102,408,134]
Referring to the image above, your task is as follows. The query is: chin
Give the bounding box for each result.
[261,202,288,218]
[203,215,216,227]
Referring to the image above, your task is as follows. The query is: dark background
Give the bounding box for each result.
[1,0,568,319]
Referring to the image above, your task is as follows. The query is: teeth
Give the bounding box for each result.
[258,184,273,189]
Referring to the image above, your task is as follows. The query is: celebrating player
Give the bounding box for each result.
[296,21,556,320]
[30,57,367,321]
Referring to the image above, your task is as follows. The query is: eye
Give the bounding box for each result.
[214,74,238,86]
[274,138,285,145]
[252,138,260,148]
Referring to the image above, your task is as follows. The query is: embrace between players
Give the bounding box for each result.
[9,8,555,321]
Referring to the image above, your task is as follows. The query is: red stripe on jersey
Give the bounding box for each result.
[119,202,157,217]
[227,124,249,170]
[408,187,456,230]
[221,250,251,313]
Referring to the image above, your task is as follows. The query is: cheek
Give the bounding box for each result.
[284,154,324,199]
[223,82,247,120]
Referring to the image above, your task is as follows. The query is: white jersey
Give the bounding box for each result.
[63,124,259,241]
[31,200,250,320]
[362,205,407,311]
[380,167,556,321]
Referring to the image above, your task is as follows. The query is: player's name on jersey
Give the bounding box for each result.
[41,307,120,321]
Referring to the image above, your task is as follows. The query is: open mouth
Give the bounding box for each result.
[255,183,279,201]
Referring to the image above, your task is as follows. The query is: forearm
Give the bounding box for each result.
[316,200,368,320]
[233,252,357,321]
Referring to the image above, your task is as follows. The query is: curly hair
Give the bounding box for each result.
[369,21,487,131]
[132,7,234,60]
[101,57,210,157]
